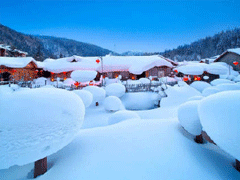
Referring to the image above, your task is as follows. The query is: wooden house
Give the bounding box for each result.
[214,48,240,71]
[0,57,38,81]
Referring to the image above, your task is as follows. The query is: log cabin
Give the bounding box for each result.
[214,48,240,72]
[0,57,38,81]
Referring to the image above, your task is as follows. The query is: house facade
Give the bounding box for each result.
[0,57,38,81]
[214,48,240,71]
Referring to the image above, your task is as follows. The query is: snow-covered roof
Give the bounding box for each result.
[0,44,11,50]
[41,55,173,75]
[0,57,37,68]
[175,62,229,75]
[12,49,28,55]
[227,48,240,55]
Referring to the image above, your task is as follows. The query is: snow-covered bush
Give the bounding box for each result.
[0,88,85,174]
[161,85,201,107]
[178,81,188,87]
[121,92,160,110]
[104,96,123,111]
[190,81,211,93]
[73,90,93,108]
[216,83,240,92]
[71,70,97,82]
[105,83,126,98]
[210,79,234,86]
[139,78,150,84]
[63,78,76,86]
[108,110,141,125]
[234,75,240,82]
[202,86,221,97]
[198,91,240,169]
[33,77,49,86]
[178,100,202,136]
[84,86,106,106]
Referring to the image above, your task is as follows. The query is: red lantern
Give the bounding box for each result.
[183,77,188,81]
[63,72,67,75]
[51,72,54,75]
[174,69,178,73]
[197,77,201,81]
[233,61,239,66]
[74,82,80,87]
[96,59,100,64]
[0,70,1,73]
[89,81,94,86]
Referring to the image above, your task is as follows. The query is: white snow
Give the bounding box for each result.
[234,75,240,82]
[175,65,204,75]
[202,86,221,97]
[70,70,97,82]
[84,86,106,105]
[175,62,228,75]
[63,78,76,86]
[161,85,201,107]
[139,78,150,84]
[0,88,85,169]
[187,95,204,101]
[105,83,126,97]
[33,77,49,86]
[178,100,202,135]
[198,91,240,160]
[108,110,141,125]
[121,92,160,110]
[216,83,240,92]
[190,81,211,93]
[73,90,93,108]
[227,48,240,55]
[103,96,123,112]
[210,79,234,86]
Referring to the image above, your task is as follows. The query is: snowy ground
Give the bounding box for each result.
[1,84,240,180]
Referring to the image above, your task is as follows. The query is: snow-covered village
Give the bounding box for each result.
[1,1,240,180]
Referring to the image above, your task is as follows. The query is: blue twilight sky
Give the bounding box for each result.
[0,0,240,53]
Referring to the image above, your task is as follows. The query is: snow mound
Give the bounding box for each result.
[71,70,97,82]
[178,81,188,87]
[190,81,211,93]
[33,77,49,86]
[205,63,228,75]
[178,100,202,135]
[63,78,76,86]
[40,85,55,88]
[84,86,106,105]
[121,92,160,110]
[104,96,123,111]
[73,90,93,108]
[187,96,204,101]
[0,88,85,169]
[198,91,240,160]
[161,85,201,107]
[176,65,204,75]
[139,78,150,84]
[108,110,141,125]
[216,83,240,92]
[202,87,221,97]
[210,79,234,86]
[105,83,126,97]
[234,75,240,82]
